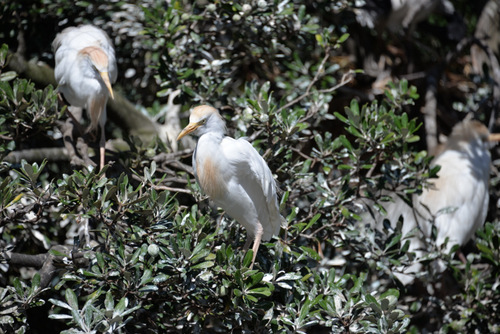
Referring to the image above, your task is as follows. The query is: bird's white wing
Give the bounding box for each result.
[220,137,282,240]
[418,150,489,248]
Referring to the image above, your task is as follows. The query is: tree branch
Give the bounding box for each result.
[4,245,89,289]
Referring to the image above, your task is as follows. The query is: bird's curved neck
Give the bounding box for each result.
[197,131,225,143]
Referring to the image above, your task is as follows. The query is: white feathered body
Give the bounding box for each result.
[177,105,283,244]
[365,120,492,283]
[53,25,117,130]
[417,134,490,249]
[193,132,282,240]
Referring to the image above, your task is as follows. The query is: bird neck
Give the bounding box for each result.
[449,137,489,157]
[197,131,225,144]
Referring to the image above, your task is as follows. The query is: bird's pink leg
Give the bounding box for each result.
[99,125,106,171]
[458,249,467,264]
[249,222,263,269]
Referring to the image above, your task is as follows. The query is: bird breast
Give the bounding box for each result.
[194,146,228,200]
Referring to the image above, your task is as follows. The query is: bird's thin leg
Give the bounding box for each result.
[457,249,467,264]
[99,125,106,171]
[249,222,263,269]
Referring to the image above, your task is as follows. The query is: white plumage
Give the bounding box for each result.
[177,105,283,267]
[422,121,491,246]
[53,24,118,170]
[368,119,500,283]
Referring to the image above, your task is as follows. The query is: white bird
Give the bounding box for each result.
[367,119,500,283]
[177,105,283,267]
[53,24,118,170]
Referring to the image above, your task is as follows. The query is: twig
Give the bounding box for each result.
[130,170,193,195]
[276,51,355,114]
[290,146,316,164]
[152,185,192,194]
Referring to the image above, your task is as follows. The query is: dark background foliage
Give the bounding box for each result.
[1,0,499,333]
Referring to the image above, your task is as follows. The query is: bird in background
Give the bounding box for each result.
[53,24,118,170]
[177,105,284,268]
[366,118,500,284]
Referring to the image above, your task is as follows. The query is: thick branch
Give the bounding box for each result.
[4,245,89,289]
[4,147,69,164]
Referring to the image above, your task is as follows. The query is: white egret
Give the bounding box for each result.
[367,119,500,283]
[177,105,283,268]
[53,24,117,170]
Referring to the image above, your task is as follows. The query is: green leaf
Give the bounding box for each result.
[65,289,79,310]
[140,269,153,286]
[114,297,128,316]
[338,33,350,44]
[49,298,72,310]
[191,261,214,270]
[48,314,73,320]
[338,135,353,152]
[334,111,348,123]
[31,273,41,291]
[104,290,114,311]
[301,213,321,233]
[385,233,402,251]
[248,287,272,297]
[242,250,253,268]
[247,271,264,288]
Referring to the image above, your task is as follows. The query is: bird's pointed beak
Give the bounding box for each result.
[177,122,201,141]
[489,133,500,142]
[100,71,115,99]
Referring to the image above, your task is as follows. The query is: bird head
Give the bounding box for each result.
[80,46,115,99]
[442,119,500,155]
[177,105,226,140]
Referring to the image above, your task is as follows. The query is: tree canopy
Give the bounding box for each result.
[1,0,500,333]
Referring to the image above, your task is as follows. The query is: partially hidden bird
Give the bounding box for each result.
[53,24,118,170]
[177,105,284,267]
[366,118,500,284]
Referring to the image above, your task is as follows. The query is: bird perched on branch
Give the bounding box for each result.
[53,24,117,170]
[367,118,500,284]
[177,105,283,268]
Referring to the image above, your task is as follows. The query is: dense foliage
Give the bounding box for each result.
[1,0,499,333]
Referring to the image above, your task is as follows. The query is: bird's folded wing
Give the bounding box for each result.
[221,137,282,238]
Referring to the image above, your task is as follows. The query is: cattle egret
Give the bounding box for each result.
[367,119,500,284]
[53,25,118,170]
[177,105,283,267]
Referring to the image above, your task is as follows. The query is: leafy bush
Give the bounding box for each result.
[1,0,499,333]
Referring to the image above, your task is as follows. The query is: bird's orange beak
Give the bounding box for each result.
[177,122,201,141]
[100,71,115,99]
[489,133,500,142]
